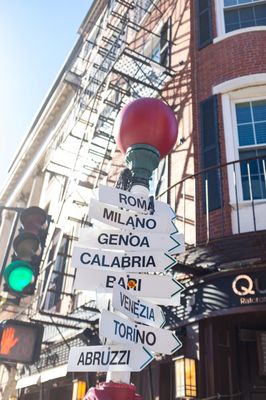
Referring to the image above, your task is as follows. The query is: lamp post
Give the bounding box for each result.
[83,97,178,400]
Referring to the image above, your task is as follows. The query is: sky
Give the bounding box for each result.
[0,0,92,189]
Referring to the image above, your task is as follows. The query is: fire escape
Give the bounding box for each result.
[14,0,177,369]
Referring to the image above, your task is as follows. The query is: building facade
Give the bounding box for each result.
[0,0,266,399]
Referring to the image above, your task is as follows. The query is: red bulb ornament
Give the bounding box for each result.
[114,98,178,159]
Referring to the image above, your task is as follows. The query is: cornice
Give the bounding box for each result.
[0,77,76,205]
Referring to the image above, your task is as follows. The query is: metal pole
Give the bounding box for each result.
[233,163,240,234]
[247,162,257,231]
[205,178,210,243]
[0,211,20,286]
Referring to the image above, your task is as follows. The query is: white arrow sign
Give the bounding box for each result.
[67,344,154,372]
[88,198,177,234]
[112,283,165,328]
[98,184,175,218]
[78,227,184,255]
[100,310,182,355]
[72,246,177,273]
[74,268,184,304]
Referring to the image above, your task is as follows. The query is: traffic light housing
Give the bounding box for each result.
[0,319,44,364]
[4,206,48,297]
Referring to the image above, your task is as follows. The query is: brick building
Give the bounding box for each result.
[0,0,266,399]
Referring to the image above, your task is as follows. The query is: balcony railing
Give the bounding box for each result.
[157,155,266,265]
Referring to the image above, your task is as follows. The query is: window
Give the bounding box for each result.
[196,0,213,48]
[224,0,266,33]
[42,230,70,311]
[200,95,222,211]
[145,19,171,68]
[46,237,69,310]
[235,100,266,199]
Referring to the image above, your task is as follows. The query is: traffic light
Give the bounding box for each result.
[4,206,48,297]
[0,319,44,364]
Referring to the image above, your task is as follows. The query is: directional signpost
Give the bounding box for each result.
[99,310,182,355]
[68,184,185,379]
[68,344,154,372]
[67,98,184,399]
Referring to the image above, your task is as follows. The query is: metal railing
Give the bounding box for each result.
[157,155,266,245]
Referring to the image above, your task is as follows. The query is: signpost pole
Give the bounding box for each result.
[82,98,179,400]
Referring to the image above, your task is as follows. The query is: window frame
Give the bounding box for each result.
[143,18,171,68]
[214,0,266,40]
[233,98,266,200]
[214,78,266,204]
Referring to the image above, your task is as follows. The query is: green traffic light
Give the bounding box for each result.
[4,260,34,293]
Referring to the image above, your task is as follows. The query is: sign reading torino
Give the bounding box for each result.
[67,344,154,372]
[98,184,175,218]
[99,310,182,355]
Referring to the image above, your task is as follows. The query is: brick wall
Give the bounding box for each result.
[107,1,266,246]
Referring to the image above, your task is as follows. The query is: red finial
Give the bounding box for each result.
[114,98,178,159]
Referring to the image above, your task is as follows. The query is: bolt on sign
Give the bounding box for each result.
[68,185,184,373]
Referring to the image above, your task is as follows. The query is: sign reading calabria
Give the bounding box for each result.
[100,310,182,355]
[97,184,175,218]
[72,246,177,273]
[68,344,154,372]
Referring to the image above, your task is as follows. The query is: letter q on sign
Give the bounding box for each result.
[232,274,255,296]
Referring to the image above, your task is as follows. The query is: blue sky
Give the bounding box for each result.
[0,1,91,188]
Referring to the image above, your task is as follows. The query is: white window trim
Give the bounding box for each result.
[214,0,266,41]
[213,74,266,206]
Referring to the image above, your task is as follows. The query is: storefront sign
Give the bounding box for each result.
[177,269,266,323]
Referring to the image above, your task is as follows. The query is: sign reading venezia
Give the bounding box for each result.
[112,284,165,327]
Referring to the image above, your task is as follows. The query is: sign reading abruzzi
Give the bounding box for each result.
[68,185,184,373]
[68,344,154,372]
